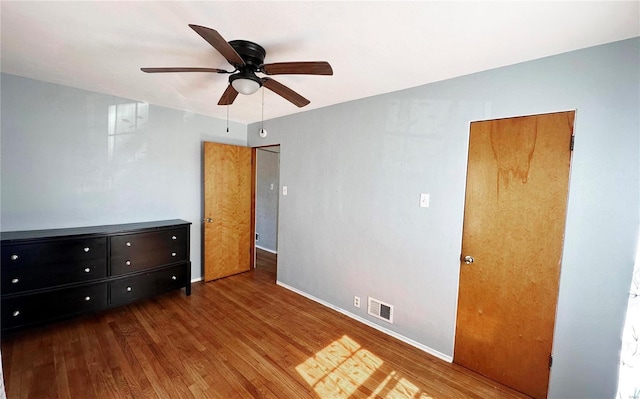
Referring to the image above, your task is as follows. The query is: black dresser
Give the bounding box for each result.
[1,219,191,332]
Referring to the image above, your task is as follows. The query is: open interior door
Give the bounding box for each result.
[203,142,255,281]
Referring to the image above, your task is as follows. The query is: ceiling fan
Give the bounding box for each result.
[141,25,333,108]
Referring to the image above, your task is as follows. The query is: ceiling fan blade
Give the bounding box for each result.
[261,62,333,76]
[218,85,239,105]
[188,24,245,66]
[262,78,310,107]
[141,67,229,73]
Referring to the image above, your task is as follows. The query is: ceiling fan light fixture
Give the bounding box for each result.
[230,72,262,95]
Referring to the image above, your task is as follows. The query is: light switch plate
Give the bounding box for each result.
[283,186,288,196]
[420,193,430,208]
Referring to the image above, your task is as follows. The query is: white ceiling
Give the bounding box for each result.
[1,1,638,124]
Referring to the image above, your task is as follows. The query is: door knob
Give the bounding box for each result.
[203,218,214,223]
[463,255,474,265]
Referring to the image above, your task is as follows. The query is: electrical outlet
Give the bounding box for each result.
[255,233,260,241]
[353,296,361,308]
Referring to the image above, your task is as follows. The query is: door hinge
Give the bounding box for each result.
[549,354,553,369]
[570,135,575,151]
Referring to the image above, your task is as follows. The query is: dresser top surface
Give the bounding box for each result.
[1,219,191,242]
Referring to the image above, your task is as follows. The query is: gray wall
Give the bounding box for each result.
[248,38,640,398]
[255,148,280,252]
[0,73,247,281]
[1,37,638,398]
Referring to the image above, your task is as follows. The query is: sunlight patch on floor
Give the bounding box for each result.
[296,335,433,399]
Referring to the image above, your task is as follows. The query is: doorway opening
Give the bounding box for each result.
[255,145,280,279]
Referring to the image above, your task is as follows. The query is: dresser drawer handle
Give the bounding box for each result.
[171,275,177,281]
[126,260,131,266]
[126,286,132,292]
[126,242,131,247]
[12,310,20,317]
[11,278,19,284]
[10,254,19,261]
[171,252,177,257]
[171,235,177,240]
[83,247,90,253]
[85,296,91,301]
[84,267,91,273]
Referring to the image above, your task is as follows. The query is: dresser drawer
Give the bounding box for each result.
[109,264,188,307]
[2,283,107,330]
[110,228,188,275]
[2,238,107,294]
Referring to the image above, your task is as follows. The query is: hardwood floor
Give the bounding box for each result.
[1,249,529,399]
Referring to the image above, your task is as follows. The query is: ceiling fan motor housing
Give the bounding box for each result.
[228,40,267,90]
[229,40,266,69]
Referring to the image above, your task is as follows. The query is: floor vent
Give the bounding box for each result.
[368,297,394,324]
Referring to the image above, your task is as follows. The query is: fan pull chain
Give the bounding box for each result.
[258,88,268,137]
[226,105,229,133]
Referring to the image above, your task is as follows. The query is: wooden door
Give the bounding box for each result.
[203,142,255,281]
[454,111,574,398]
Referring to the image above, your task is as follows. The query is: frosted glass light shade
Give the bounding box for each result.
[231,78,261,95]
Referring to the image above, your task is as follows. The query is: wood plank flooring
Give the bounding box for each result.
[1,249,529,398]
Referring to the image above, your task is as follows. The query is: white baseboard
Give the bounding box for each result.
[256,245,277,254]
[191,277,202,283]
[276,281,453,363]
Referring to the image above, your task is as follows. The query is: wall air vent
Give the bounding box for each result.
[368,297,394,324]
